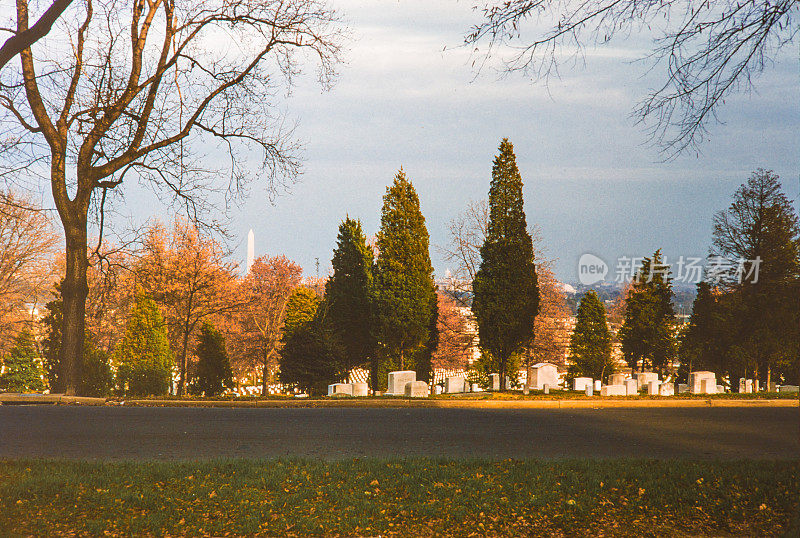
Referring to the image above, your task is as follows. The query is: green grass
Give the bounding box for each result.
[1,459,797,536]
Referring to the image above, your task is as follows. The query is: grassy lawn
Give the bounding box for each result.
[1,459,797,536]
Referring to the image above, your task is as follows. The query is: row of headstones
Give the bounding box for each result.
[739,378,799,393]
[328,371,430,398]
[573,371,722,397]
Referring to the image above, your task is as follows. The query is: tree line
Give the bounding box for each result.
[567,170,800,389]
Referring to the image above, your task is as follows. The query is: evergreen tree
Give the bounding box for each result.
[193,322,234,397]
[472,139,539,389]
[81,339,113,397]
[372,169,437,388]
[41,282,63,392]
[710,169,800,387]
[0,328,45,392]
[679,282,721,375]
[567,290,614,381]
[279,302,346,396]
[115,293,174,396]
[618,250,676,375]
[326,218,376,385]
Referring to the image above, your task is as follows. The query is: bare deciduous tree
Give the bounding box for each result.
[0,0,74,70]
[0,0,344,394]
[466,0,798,155]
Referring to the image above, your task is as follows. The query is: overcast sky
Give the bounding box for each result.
[134,0,800,283]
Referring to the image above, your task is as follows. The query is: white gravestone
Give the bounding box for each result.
[529,363,558,390]
[573,377,593,391]
[716,384,725,393]
[625,378,639,396]
[404,381,429,398]
[601,385,626,396]
[351,382,369,397]
[778,385,799,393]
[445,376,466,394]
[387,371,416,395]
[327,383,352,396]
[700,378,717,394]
[489,374,500,391]
[658,383,674,396]
[646,380,660,395]
[608,373,627,386]
[678,383,689,393]
[594,380,602,391]
[585,384,593,396]
[635,372,659,390]
[739,378,749,393]
[689,371,716,394]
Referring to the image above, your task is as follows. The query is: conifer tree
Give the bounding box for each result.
[472,139,539,389]
[0,328,45,392]
[372,169,437,386]
[325,218,375,382]
[193,322,234,397]
[619,250,676,374]
[279,301,345,395]
[115,293,174,396]
[567,290,614,381]
[710,169,800,387]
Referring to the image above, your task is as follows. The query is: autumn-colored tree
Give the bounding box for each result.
[432,292,474,370]
[0,191,60,353]
[1,0,343,395]
[528,265,570,368]
[136,220,240,395]
[239,255,302,395]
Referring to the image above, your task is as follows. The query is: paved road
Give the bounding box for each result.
[0,406,796,460]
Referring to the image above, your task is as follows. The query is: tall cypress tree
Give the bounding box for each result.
[0,328,45,393]
[372,169,437,387]
[567,290,614,381]
[326,218,376,386]
[472,138,539,389]
[619,249,676,375]
[115,293,174,396]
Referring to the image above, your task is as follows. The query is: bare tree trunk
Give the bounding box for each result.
[59,221,88,396]
[499,354,507,391]
[178,318,191,396]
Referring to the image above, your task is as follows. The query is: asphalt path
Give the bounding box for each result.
[0,406,797,460]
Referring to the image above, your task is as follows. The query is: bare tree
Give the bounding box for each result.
[0,0,74,70]
[0,0,344,394]
[466,0,798,155]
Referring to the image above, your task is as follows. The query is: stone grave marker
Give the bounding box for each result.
[405,381,429,398]
[387,371,416,395]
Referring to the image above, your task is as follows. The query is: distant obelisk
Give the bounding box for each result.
[246,229,255,275]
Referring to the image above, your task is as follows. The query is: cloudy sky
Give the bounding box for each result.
[151,0,800,283]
